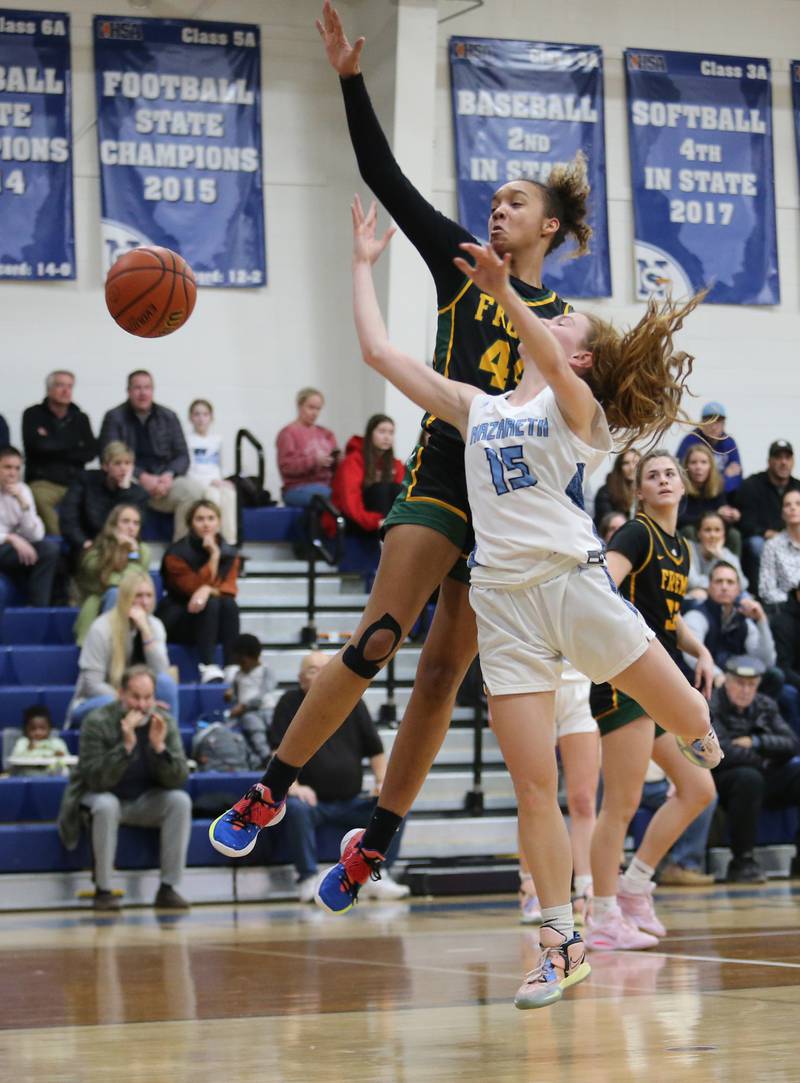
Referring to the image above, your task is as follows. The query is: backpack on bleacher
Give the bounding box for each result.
[192,721,253,772]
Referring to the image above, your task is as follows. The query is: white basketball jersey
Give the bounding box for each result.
[465,386,613,587]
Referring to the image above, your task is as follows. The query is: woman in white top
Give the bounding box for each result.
[759,489,800,607]
[187,399,238,545]
[67,568,178,728]
[348,196,721,1010]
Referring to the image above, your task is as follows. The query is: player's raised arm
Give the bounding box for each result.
[351,197,477,438]
[453,242,596,437]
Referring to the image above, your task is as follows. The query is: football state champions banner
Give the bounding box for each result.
[94,16,265,288]
[449,37,610,298]
[625,49,778,306]
[0,11,74,281]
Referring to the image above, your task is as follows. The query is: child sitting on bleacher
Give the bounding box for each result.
[223,633,277,768]
[9,706,70,776]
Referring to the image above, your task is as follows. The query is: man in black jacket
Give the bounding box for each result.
[269,651,409,903]
[98,370,203,539]
[711,655,800,883]
[58,441,149,555]
[736,441,800,587]
[22,370,96,534]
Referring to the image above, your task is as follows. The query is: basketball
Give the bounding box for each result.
[105,246,197,338]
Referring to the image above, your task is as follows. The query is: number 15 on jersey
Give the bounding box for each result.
[485,444,538,496]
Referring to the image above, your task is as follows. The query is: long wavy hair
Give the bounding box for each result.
[362,414,396,486]
[604,450,640,516]
[107,569,155,690]
[583,293,706,448]
[531,151,592,259]
[91,504,143,589]
[682,443,724,500]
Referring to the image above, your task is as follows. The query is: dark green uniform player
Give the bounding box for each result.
[341,74,569,580]
[590,512,691,734]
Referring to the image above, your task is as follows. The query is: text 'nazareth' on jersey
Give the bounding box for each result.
[469,417,549,445]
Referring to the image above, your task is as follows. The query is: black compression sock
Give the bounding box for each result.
[362,806,404,857]
[260,755,300,801]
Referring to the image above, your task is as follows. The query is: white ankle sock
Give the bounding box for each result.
[540,903,574,940]
[621,856,655,894]
[519,868,533,885]
[574,874,593,898]
[591,895,619,920]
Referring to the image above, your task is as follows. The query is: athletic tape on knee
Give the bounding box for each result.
[343,613,402,679]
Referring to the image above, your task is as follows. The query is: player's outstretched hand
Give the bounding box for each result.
[453,242,511,299]
[316,0,364,77]
[352,194,396,265]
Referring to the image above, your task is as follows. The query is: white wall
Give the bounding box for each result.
[2,0,800,492]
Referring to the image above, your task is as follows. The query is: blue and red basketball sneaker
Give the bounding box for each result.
[315,828,385,914]
[209,783,286,857]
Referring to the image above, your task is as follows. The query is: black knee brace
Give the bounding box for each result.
[342,613,402,679]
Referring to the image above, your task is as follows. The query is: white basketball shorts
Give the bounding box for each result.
[470,562,654,696]
[555,678,597,739]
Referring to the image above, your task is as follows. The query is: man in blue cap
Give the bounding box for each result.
[676,401,743,495]
[710,655,800,883]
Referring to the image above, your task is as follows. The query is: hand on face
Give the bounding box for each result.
[351,194,395,266]
[148,712,167,752]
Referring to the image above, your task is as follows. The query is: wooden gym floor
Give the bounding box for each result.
[0,883,798,1083]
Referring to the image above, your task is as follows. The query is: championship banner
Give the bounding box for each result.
[625,49,778,305]
[0,10,74,281]
[94,15,265,288]
[449,36,610,299]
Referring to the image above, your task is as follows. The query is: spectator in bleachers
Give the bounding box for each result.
[98,370,204,540]
[158,499,240,684]
[598,510,626,544]
[58,664,191,910]
[736,440,800,589]
[332,414,404,536]
[186,398,238,545]
[0,414,9,448]
[679,444,741,548]
[676,402,743,495]
[271,651,409,903]
[686,511,748,604]
[22,370,96,535]
[772,584,800,726]
[758,490,800,610]
[67,569,178,728]
[711,656,800,883]
[276,387,339,508]
[0,446,60,606]
[73,504,151,645]
[682,562,776,689]
[592,449,639,528]
[58,441,148,556]
[9,705,69,776]
[223,633,278,767]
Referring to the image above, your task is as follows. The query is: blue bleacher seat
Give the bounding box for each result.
[242,506,301,541]
[0,780,27,821]
[0,607,78,645]
[338,534,381,577]
[140,509,174,542]
[7,645,79,685]
[168,644,223,682]
[0,575,25,610]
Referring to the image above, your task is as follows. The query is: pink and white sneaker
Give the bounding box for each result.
[519,890,543,925]
[617,878,666,938]
[584,908,659,951]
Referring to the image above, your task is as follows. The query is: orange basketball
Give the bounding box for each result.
[105,246,197,338]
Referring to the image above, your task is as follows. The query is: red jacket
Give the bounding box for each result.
[332,435,404,532]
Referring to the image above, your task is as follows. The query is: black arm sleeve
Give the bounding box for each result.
[341,74,472,304]
[607,520,651,571]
